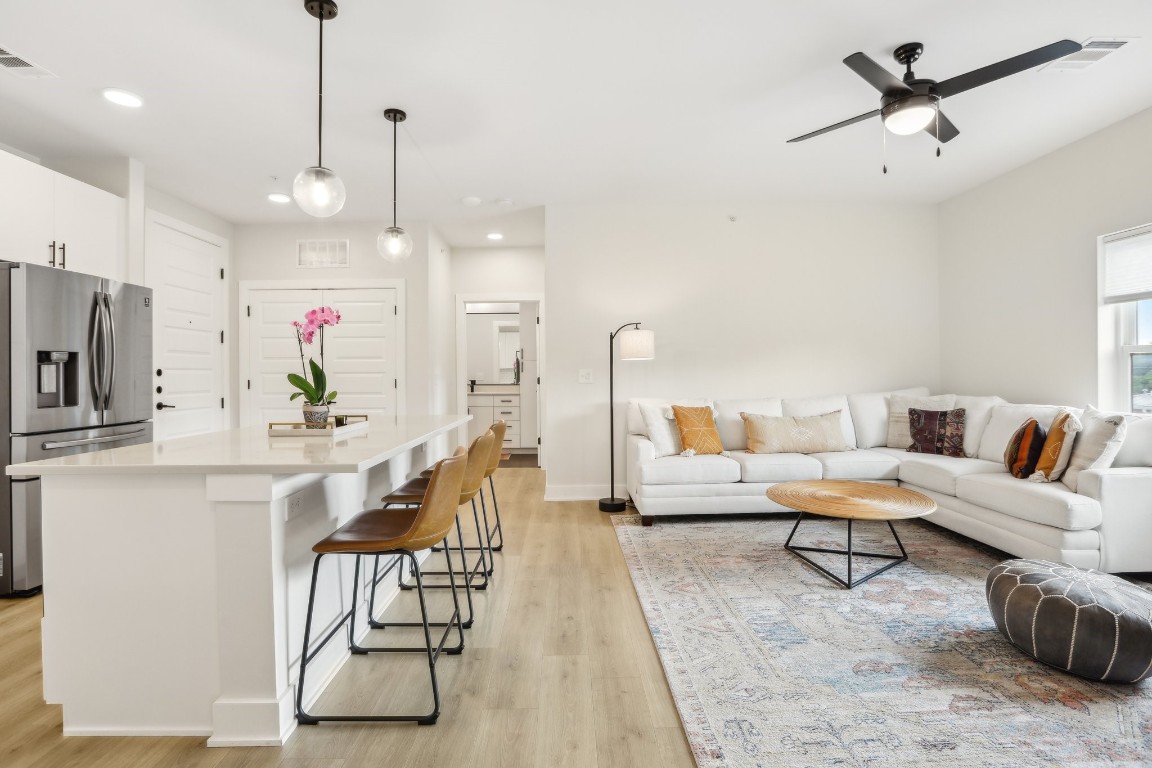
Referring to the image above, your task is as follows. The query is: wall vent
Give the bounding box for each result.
[297,239,350,268]
[1040,38,1133,73]
[0,46,57,79]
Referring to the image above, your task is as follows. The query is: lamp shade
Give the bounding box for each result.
[619,328,655,360]
[881,94,938,136]
[377,226,413,261]
[293,166,346,218]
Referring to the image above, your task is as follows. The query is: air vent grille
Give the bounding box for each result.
[297,239,350,268]
[0,45,57,78]
[1040,38,1132,73]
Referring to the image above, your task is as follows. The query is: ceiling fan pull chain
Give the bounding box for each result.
[881,120,888,174]
[935,102,942,158]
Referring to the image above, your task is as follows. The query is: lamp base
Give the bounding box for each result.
[598,497,627,513]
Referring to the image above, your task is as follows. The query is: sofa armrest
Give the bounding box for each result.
[627,434,656,497]
[1078,467,1152,573]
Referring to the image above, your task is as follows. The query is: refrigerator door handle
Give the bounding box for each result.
[89,292,106,409]
[41,427,147,451]
[102,293,117,410]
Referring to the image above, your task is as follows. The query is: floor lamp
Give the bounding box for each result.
[599,323,655,512]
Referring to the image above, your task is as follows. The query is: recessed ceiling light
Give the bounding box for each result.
[268,193,291,204]
[487,232,504,241]
[102,88,143,108]
[496,198,514,207]
[461,196,482,207]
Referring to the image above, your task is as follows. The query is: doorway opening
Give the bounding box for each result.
[456,294,544,469]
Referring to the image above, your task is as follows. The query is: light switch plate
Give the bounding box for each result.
[578,369,593,383]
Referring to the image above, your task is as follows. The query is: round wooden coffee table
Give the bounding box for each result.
[766,480,936,589]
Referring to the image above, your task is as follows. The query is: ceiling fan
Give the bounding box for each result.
[787,40,1083,144]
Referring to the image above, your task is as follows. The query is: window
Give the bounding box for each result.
[1102,225,1152,413]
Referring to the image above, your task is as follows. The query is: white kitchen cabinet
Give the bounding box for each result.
[0,150,55,266]
[468,393,522,447]
[0,149,126,279]
[53,173,126,280]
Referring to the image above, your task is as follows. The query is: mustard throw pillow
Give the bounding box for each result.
[1029,410,1083,483]
[671,405,724,455]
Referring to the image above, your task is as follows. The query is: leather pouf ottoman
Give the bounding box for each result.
[986,559,1152,683]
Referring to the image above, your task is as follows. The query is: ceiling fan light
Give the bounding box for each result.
[293,166,346,217]
[881,94,938,136]
[378,226,413,262]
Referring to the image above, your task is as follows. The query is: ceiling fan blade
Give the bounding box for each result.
[923,111,960,143]
[937,39,1083,99]
[843,52,914,96]
[787,109,881,143]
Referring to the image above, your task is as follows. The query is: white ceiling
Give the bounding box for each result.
[3,1,1152,248]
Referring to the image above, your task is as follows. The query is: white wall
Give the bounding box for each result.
[231,221,438,419]
[543,203,941,499]
[426,227,456,460]
[938,106,1152,407]
[451,247,545,294]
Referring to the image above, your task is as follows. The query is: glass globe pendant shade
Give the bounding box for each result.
[881,94,938,136]
[377,225,413,262]
[293,166,346,218]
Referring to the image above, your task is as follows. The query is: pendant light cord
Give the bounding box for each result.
[392,116,398,227]
[317,13,324,168]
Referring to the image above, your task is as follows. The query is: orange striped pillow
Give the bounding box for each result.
[1004,419,1047,479]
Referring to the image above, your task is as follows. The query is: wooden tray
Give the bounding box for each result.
[268,414,369,438]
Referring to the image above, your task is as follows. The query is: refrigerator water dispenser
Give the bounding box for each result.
[36,351,78,408]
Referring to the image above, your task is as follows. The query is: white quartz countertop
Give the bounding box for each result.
[6,414,470,476]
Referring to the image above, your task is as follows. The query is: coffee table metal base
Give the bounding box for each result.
[784,512,909,589]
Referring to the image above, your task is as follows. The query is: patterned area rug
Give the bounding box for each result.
[613,514,1152,768]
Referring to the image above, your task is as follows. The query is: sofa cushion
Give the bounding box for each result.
[1114,414,1152,468]
[782,394,857,447]
[956,473,1102,531]
[672,405,724,455]
[977,404,1078,463]
[627,397,711,437]
[714,398,782,451]
[908,408,966,458]
[887,394,956,449]
[810,449,900,480]
[742,411,850,454]
[952,394,1007,457]
[1062,406,1129,493]
[847,387,930,449]
[638,455,741,485]
[897,454,1006,496]
[729,451,822,483]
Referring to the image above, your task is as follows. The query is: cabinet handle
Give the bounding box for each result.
[48,241,56,267]
[500,411,513,415]
[60,242,66,269]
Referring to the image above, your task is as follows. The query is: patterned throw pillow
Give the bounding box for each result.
[671,405,724,455]
[907,408,966,457]
[1029,409,1083,483]
[886,394,956,449]
[1004,419,1047,479]
[740,410,850,454]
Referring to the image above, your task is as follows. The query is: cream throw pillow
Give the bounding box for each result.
[1061,405,1128,492]
[742,410,850,454]
[886,394,956,449]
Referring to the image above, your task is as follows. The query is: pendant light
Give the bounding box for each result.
[377,108,413,262]
[293,0,346,218]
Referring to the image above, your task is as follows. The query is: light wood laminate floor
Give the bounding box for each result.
[0,468,696,768]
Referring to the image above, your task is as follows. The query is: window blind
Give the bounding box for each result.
[1103,227,1152,304]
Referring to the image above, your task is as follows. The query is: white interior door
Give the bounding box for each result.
[245,288,398,426]
[146,214,226,440]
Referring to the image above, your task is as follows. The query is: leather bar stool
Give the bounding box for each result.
[295,447,467,725]
[378,431,495,628]
[421,420,507,557]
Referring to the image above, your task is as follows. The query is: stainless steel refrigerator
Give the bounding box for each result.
[1,262,153,596]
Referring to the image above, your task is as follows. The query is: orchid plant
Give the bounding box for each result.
[288,306,341,406]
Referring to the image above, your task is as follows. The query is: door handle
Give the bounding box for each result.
[90,293,106,408]
[103,293,116,409]
[48,241,56,268]
[156,402,176,410]
[60,242,66,269]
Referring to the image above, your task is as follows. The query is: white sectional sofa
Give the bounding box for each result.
[625,388,1152,574]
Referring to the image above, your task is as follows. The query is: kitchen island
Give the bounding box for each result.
[6,414,469,746]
